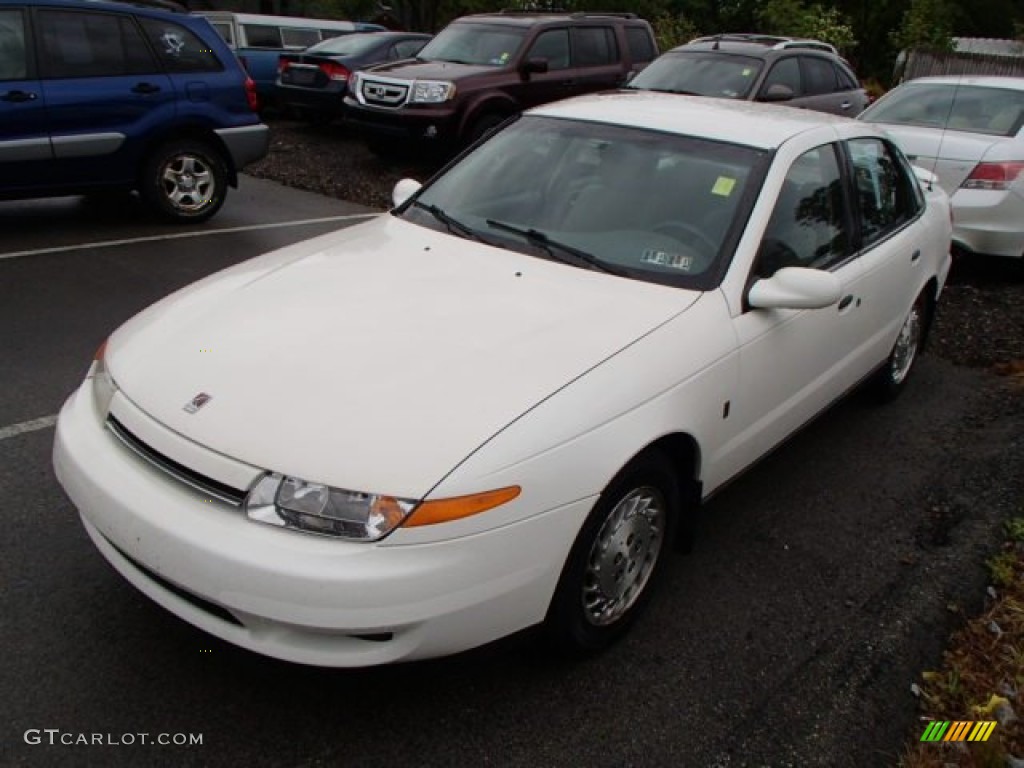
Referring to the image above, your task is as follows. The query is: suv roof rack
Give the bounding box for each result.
[690,33,838,55]
[569,11,638,19]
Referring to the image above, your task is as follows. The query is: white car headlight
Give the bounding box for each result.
[244,473,521,541]
[410,80,455,103]
[245,473,416,541]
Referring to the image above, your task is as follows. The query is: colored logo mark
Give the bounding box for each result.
[920,721,997,742]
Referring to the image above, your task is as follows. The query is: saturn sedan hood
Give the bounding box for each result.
[107,216,700,498]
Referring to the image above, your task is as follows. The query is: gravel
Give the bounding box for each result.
[249,116,1024,372]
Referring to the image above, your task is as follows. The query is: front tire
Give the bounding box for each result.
[875,289,929,401]
[545,451,680,653]
[141,140,227,223]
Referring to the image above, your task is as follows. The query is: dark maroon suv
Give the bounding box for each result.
[342,11,658,151]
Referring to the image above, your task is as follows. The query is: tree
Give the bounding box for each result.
[891,0,954,52]
[757,0,857,52]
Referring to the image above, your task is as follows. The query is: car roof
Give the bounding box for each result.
[895,75,1024,91]
[530,90,856,149]
[453,12,643,28]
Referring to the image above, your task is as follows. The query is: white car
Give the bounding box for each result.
[859,75,1024,259]
[53,93,952,667]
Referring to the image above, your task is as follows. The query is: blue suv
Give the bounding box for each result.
[0,0,269,222]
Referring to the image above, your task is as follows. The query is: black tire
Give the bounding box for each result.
[140,139,228,224]
[466,112,506,144]
[874,289,929,402]
[544,450,681,653]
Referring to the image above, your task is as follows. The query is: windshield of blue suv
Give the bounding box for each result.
[398,115,769,290]
[415,23,525,66]
[628,51,765,100]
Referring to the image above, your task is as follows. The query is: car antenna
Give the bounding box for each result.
[927,59,966,194]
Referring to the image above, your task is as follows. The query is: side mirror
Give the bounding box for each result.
[760,83,794,103]
[520,57,549,76]
[391,178,421,209]
[748,267,842,310]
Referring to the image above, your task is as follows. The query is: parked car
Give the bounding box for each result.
[342,11,658,152]
[277,31,431,122]
[628,33,870,116]
[0,0,268,222]
[859,75,1024,259]
[54,91,952,667]
[197,11,385,109]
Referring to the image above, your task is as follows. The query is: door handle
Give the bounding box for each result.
[911,249,921,262]
[2,89,37,102]
[840,101,851,110]
[838,294,854,310]
[131,82,161,94]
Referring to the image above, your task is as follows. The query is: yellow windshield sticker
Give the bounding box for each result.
[712,177,736,197]
[742,67,753,76]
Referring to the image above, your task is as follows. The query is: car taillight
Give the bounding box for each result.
[961,161,1024,190]
[320,61,350,81]
[244,75,259,112]
[278,56,291,75]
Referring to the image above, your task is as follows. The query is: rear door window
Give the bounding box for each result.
[38,10,157,78]
[572,27,617,67]
[801,56,838,95]
[0,9,27,80]
[280,28,320,48]
[242,24,281,48]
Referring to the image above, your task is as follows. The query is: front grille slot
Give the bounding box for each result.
[106,416,246,507]
[360,78,409,108]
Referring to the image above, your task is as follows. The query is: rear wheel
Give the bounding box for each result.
[545,451,680,653]
[141,139,227,223]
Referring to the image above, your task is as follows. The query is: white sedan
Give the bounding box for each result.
[53,92,952,667]
[859,75,1024,259]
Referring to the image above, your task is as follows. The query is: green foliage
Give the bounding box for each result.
[1007,517,1024,543]
[891,0,955,52]
[651,13,700,52]
[757,0,856,52]
[989,551,1017,587]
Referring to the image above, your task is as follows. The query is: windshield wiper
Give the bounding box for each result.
[631,86,702,96]
[485,219,626,276]
[415,202,493,244]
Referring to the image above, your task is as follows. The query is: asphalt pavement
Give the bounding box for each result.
[2,176,1022,768]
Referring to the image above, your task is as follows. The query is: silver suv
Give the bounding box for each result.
[627,33,869,117]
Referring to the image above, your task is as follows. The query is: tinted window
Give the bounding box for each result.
[760,57,801,97]
[39,11,156,78]
[629,52,763,99]
[802,56,838,95]
[307,34,378,56]
[835,62,858,90]
[281,28,320,48]
[243,24,282,48]
[757,144,848,276]
[625,26,655,64]
[573,27,617,67]
[393,38,426,59]
[863,83,1024,137]
[140,19,222,74]
[0,9,27,80]
[848,138,920,246]
[528,29,569,70]
[210,22,233,47]
[417,24,525,66]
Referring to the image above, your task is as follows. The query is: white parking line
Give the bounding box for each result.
[0,213,379,262]
[0,414,58,442]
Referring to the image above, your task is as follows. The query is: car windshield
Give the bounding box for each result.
[863,83,1024,137]
[415,23,525,66]
[398,115,769,289]
[628,52,764,99]
[306,34,385,56]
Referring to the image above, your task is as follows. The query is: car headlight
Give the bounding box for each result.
[244,473,520,541]
[410,80,455,103]
[90,340,116,417]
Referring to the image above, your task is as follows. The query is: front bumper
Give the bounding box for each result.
[342,99,460,142]
[951,187,1024,258]
[214,123,271,171]
[52,381,592,666]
